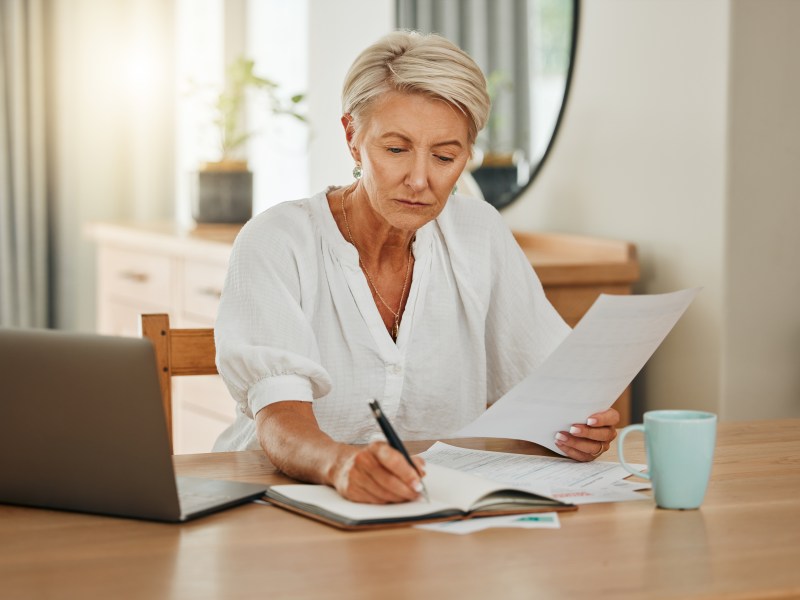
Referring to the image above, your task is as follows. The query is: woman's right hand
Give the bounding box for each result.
[330,441,426,504]
[256,402,425,505]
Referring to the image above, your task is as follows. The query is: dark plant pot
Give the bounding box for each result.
[193,167,253,224]
[471,164,522,210]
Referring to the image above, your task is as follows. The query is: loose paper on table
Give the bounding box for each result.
[456,288,699,455]
[415,512,561,535]
[421,442,649,505]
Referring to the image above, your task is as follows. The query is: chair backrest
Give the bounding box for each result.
[140,314,217,452]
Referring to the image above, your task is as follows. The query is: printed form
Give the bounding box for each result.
[456,288,699,455]
[421,442,650,505]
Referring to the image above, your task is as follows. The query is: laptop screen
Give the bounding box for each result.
[0,329,182,520]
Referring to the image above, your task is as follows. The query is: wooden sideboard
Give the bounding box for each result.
[87,222,239,455]
[88,223,639,453]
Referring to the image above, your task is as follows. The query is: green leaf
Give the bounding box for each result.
[192,53,309,161]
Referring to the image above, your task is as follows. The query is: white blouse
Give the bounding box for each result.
[213,188,570,451]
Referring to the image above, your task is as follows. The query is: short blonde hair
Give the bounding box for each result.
[342,30,490,145]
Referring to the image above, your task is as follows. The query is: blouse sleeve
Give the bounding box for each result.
[214,207,332,419]
[484,218,571,404]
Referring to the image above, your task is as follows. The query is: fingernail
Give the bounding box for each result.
[569,426,581,435]
[555,432,568,442]
[586,418,598,426]
[413,481,423,493]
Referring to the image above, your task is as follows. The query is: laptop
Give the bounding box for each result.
[0,328,266,522]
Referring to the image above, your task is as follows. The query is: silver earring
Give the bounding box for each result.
[352,163,362,180]
[451,184,458,196]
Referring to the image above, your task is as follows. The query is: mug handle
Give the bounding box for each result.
[617,424,650,480]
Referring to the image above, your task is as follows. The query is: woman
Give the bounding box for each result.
[214,31,618,504]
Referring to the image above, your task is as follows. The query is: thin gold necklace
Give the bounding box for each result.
[341,188,413,342]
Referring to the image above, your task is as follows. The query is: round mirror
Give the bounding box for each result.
[396,0,579,209]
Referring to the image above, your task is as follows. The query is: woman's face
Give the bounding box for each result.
[348,91,471,233]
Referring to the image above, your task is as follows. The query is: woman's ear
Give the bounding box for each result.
[341,114,355,142]
[341,114,360,162]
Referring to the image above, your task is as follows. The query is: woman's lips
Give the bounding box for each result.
[395,198,429,207]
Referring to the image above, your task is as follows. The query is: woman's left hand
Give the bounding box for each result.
[555,407,620,461]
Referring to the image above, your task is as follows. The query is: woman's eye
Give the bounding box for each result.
[435,155,455,163]
[388,147,404,154]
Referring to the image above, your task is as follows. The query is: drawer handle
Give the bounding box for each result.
[196,287,222,299]
[119,270,150,283]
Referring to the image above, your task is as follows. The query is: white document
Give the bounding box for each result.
[415,512,560,535]
[420,442,650,504]
[456,288,699,454]
[549,480,651,505]
[421,443,650,505]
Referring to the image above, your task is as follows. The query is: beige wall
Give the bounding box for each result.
[505,0,799,420]
[723,0,800,419]
[307,0,394,191]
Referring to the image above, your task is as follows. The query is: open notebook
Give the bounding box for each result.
[266,463,576,530]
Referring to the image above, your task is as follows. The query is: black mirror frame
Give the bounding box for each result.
[493,0,580,210]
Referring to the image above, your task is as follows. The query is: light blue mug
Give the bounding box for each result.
[617,410,717,510]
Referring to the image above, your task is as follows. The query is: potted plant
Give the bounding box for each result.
[193,56,306,224]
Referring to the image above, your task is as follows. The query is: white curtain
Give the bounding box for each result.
[0,0,50,328]
[1,0,178,331]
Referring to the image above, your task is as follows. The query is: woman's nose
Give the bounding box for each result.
[405,155,428,193]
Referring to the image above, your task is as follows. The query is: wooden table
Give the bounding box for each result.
[3,419,798,599]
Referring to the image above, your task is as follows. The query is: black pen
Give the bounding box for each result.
[368,399,430,502]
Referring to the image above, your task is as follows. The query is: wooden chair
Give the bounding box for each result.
[140,314,217,452]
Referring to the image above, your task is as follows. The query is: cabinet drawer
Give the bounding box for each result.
[174,404,233,455]
[172,377,235,454]
[100,300,168,337]
[174,375,235,421]
[183,260,227,322]
[100,247,172,306]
